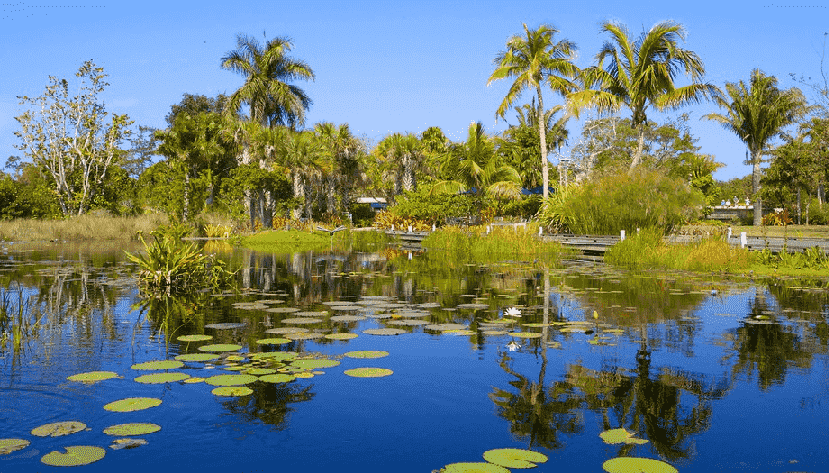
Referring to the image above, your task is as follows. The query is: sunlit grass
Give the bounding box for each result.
[422,223,574,264]
[239,228,393,253]
[0,213,168,242]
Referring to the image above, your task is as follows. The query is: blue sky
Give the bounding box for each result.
[2,0,828,181]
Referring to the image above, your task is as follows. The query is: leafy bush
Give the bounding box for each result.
[500,195,541,220]
[350,203,375,227]
[373,211,432,231]
[806,198,829,225]
[385,188,479,225]
[762,208,793,226]
[538,168,705,235]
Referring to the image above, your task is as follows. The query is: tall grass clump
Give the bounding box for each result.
[539,168,704,235]
[0,213,168,242]
[605,227,753,272]
[422,224,572,263]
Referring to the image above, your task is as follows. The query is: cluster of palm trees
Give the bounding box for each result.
[158,21,811,228]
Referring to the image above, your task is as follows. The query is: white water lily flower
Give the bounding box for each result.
[506,341,521,351]
[505,307,521,317]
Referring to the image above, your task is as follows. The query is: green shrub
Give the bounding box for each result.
[351,203,376,227]
[386,188,479,225]
[500,195,542,220]
[538,168,704,234]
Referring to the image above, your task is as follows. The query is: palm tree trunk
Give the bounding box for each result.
[183,168,190,223]
[752,149,762,226]
[292,172,304,220]
[630,127,646,170]
[536,86,549,200]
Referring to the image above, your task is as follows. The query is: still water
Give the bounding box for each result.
[1,242,828,472]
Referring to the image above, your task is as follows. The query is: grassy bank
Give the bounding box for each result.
[239,228,392,253]
[0,213,169,242]
[422,224,575,264]
[679,223,829,240]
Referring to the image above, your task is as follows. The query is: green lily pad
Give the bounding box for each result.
[295,311,329,317]
[344,350,389,359]
[282,317,323,324]
[184,377,206,384]
[246,368,276,375]
[175,353,221,362]
[223,365,247,371]
[259,373,296,383]
[31,421,86,437]
[265,307,300,313]
[250,351,298,361]
[131,360,184,370]
[387,319,430,326]
[205,322,247,329]
[41,446,105,466]
[343,368,393,378]
[443,462,510,473]
[103,397,162,412]
[363,328,405,336]
[198,344,242,352]
[265,327,306,334]
[482,448,548,469]
[67,371,121,383]
[204,374,258,386]
[134,372,190,384]
[445,329,475,335]
[510,332,542,339]
[177,334,213,342]
[0,439,30,455]
[103,423,161,436]
[602,457,677,473]
[424,323,467,331]
[330,315,366,322]
[482,330,507,335]
[109,438,148,450]
[256,338,291,345]
[286,332,324,340]
[599,428,648,445]
[482,319,515,324]
[291,359,340,369]
[212,386,253,396]
[294,372,314,378]
[324,333,358,340]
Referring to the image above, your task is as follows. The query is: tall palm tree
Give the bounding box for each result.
[499,100,570,189]
[569,21,719,170]
[375,133,424,200]
[702,69,809,225]
[314,122,363,216]
[221,33,314,226]
[488,23,578,200]
[283,130,327,220]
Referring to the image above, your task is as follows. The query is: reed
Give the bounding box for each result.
[0,213,168,242]
[422,224,572,264]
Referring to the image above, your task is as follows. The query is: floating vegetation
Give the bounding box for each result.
[482,448,548,469]
[131,360,184,370]
[175,353,220,362]
[177,334,213,342]
[257,299,285,304]
[294,311,329,317]
[285,332,324,340]
[387,319,429,326]
[0,439,29,455]
[212,386,253,396]
[599,428,648,445]
[103,423,161,436]
[282,317,323,324]
[292,359,340,369]
[204,374,258,386]
[103,397,162,412]
[259,373,296,383]
[31,421,86,437]
[442,462,510,472]
[602,457,677,473]
[343,368,393,378]
[265,307,300,313]
[266,327,306,334]
[41,446,105,467]
[482,330,507,336]
[109,438,148,450]
[482,319,515,325]
[446,329,475,335]
[344,350,389,359]
[509,332,542,339]
[295,372,314,379]
[425,324,467,331]
[324,333,358,340]
[250,352,298,361]
[256,338,291,345]
[184,377,206,384]
[134,372,190,384]
[330,315,366,322]
[456,303,489,310]
[363,328,405,336]
[205,323,247,330]
[198,344,242,352]
[67,371,121,383]
[246,368,276,375]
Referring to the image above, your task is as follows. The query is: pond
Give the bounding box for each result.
[1,241,828,472]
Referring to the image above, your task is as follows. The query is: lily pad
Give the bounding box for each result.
[175,353,221,362]
[103,423,161,436]
[265,307,300,313]
[294,311,329,317]
[482,448,548,469]
[425,323,467,331]
[257,299,285,304]
[204,374,258,386]
[446,329,475,335]
[363,328,405,336]
[330,315,366,322]
[41,446,105,467]
[134,372,190,384]
[198,344,242,352]
[282,317,323,324]
[285,332,324,340]
[482,330,507,336]
[131,360,184,370]
[602,457,677,473]
[177,334,213,342]
[343,368,393,378]
[212,386,253,396]
[256,338,291,345]
[259,373,296,383]
[599,428,648,445]
[204,323,247,329]
[250,351,298,361]
[0,439,30,455]
[266,327,307,334]
[330,305,361,311]
[109,438,147,450]
[482,319,515,324]
[344,350,389,359]
[456,303,489,310]
[387,319,429,326]
[291,359,340,369]
[443,462,510,473]
[246,368,276,376]
[31,421,86,437]
[510,332,542,339]
[67,371,121,383]
[103,397,162,412]
[324,333,358,340]
[184,377,206,384]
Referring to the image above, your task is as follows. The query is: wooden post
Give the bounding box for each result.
[740,232,747,248]
[620,230,625,241]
